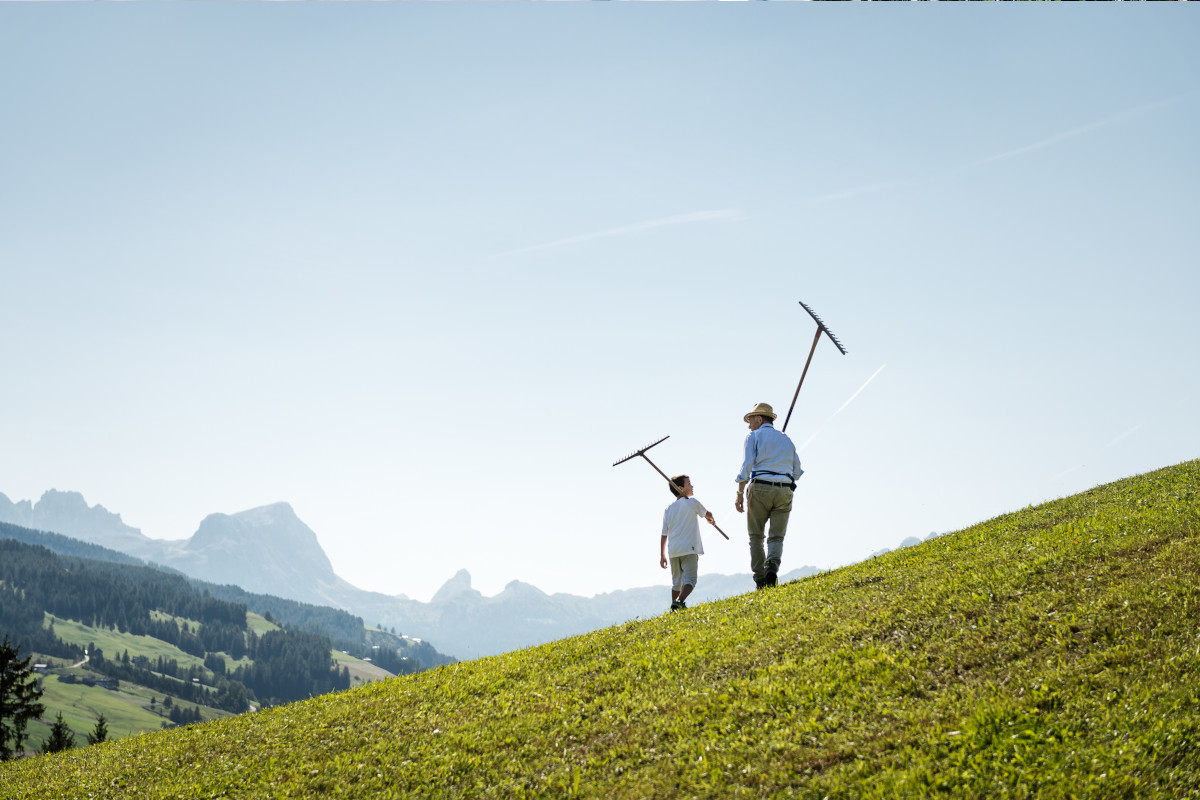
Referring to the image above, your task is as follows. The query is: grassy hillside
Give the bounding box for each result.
[0,527,439,753]
[3,460,1197,798]
[15,610,388,753]
[47,614,214,674]
[25,663,210,745]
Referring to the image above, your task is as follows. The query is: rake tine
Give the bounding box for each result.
[798,300,848,356]
[612,435,669,467]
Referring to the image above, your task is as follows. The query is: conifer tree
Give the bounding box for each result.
[86,713,109,745]
[1,636,45,760]
[42,712,75,754]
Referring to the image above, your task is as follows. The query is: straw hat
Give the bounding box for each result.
[743,402,777,423]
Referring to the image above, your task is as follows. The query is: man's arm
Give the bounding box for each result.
[660,535,668,569]
[735,431,756,512]
[735,431,757,484]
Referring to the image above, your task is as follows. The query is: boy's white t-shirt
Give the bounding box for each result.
[662,496,708,557]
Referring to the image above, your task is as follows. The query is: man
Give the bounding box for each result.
[734,402,803,589]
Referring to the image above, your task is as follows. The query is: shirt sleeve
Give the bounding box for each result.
[691,498,708,518]
[735,431,757,483]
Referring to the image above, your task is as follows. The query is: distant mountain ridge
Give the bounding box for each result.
[0,489,158,559]
[0,489,825,659]
[0,491,367,610]
[0,519,455,672]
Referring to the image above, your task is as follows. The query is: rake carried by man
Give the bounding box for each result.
[733,300,847,589]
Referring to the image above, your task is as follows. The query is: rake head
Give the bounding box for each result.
[612,435,669,467]
[799,300,848,356]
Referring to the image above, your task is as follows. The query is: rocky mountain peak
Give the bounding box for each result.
[35,489,137,532]
[0,489,154,557]
[432,569,482,604]
[186,502,334,576]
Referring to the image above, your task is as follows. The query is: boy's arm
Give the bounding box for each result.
[660,535,668,569]
[705,511,715,526]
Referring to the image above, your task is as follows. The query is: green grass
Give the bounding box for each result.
[149,609,203,630]
[3,460,1197,798]
[246,612,281,636]
[46,615,211,674]
[18,609,372,753]
[18,658,232,753]
[24,673,187,746]
[333,649,394,688]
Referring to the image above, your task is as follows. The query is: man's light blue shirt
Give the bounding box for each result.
[736,423,803,484]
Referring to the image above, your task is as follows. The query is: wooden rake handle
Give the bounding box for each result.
[782,327,823,434]
[782,301,848,434]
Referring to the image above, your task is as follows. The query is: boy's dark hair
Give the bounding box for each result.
[669,474,689,498]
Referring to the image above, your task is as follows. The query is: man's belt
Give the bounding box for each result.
[751,478,796,490]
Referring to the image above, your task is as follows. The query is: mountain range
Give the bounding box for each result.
[0,489,852,660]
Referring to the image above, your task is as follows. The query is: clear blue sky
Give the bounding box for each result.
[2,6,1197,602]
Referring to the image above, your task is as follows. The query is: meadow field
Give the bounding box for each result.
[3,460,1197,798]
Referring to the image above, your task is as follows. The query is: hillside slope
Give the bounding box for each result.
[3,460,1197,799]
[1,490,822,659]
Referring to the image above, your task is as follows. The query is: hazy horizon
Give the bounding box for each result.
[3,6,1197,602]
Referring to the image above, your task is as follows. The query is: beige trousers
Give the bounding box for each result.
[746,482,793,580]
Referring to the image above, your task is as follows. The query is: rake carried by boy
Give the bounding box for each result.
[659,474,716,611]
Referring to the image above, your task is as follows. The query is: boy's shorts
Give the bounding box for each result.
[670,554,699,591]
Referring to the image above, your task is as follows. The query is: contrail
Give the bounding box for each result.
[1050,464,1086,482]
[1105,424,1143,449]
[799,364,887,452]
[1049,420,1147,484]
[808,94,1190,204]
[969,95,1185,169]
[809,181,903,204]
[834,363,887,415]
[500,209,742,256]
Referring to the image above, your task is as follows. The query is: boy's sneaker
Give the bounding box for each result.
[754,577,767,591]
[670,601,684,612]
[764,560,779,587]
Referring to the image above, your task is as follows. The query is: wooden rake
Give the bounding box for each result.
[781,300,849,434]
[613,435,729,539]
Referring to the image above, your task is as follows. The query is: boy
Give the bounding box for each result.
[660,474,716,611]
